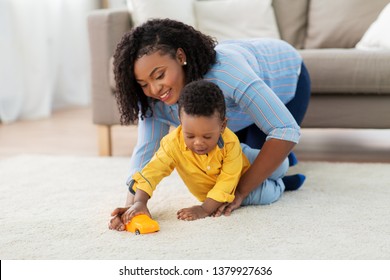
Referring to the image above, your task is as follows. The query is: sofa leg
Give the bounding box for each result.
[97,125,112,156]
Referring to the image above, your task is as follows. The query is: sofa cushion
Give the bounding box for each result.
[300,49,390,94]
[272,0,309,49]
[356,3,390,50]
[194,0,280,42]
[128,0,196,27]
[305,0,389,49]
[109,56,116,91]
[302,95,390,128]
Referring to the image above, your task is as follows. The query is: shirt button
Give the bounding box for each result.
[207,166,211,170]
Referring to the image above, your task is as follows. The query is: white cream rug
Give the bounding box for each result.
[0,155,389,260]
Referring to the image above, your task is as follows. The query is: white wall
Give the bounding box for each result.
[0,0,100,124]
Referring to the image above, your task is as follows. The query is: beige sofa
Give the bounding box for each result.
[87,0,390,156]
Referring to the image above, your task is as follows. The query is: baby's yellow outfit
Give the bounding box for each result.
[131,126,250,203]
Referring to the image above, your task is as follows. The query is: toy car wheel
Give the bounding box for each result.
[135,229,140,235]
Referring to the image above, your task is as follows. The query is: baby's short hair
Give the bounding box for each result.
[178,80,226,122]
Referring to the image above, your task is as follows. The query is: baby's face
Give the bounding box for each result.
[180,111,225,155]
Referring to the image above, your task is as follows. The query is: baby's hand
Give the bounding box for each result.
[177,205,209,221]
[121,202,151,225]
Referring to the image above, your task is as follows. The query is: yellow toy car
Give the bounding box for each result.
[125,214,160,235]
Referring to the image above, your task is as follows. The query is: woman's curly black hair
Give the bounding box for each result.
[113,18,217,125]
[178,80,226,122]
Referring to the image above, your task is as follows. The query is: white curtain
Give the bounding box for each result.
[0,0,100,124]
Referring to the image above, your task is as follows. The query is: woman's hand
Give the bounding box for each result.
[108,207,130,231]
[213,191,245,217]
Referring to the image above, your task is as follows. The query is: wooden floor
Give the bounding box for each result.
[1,106,390,162]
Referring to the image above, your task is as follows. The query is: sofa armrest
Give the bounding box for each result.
[87,8,132,125]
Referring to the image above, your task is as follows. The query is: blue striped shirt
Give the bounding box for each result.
[126,38,302,184]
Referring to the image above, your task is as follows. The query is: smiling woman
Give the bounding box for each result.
[133,49,187,105]
[0,0,99,124]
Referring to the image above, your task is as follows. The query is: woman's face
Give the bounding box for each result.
[134,49,186,105]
